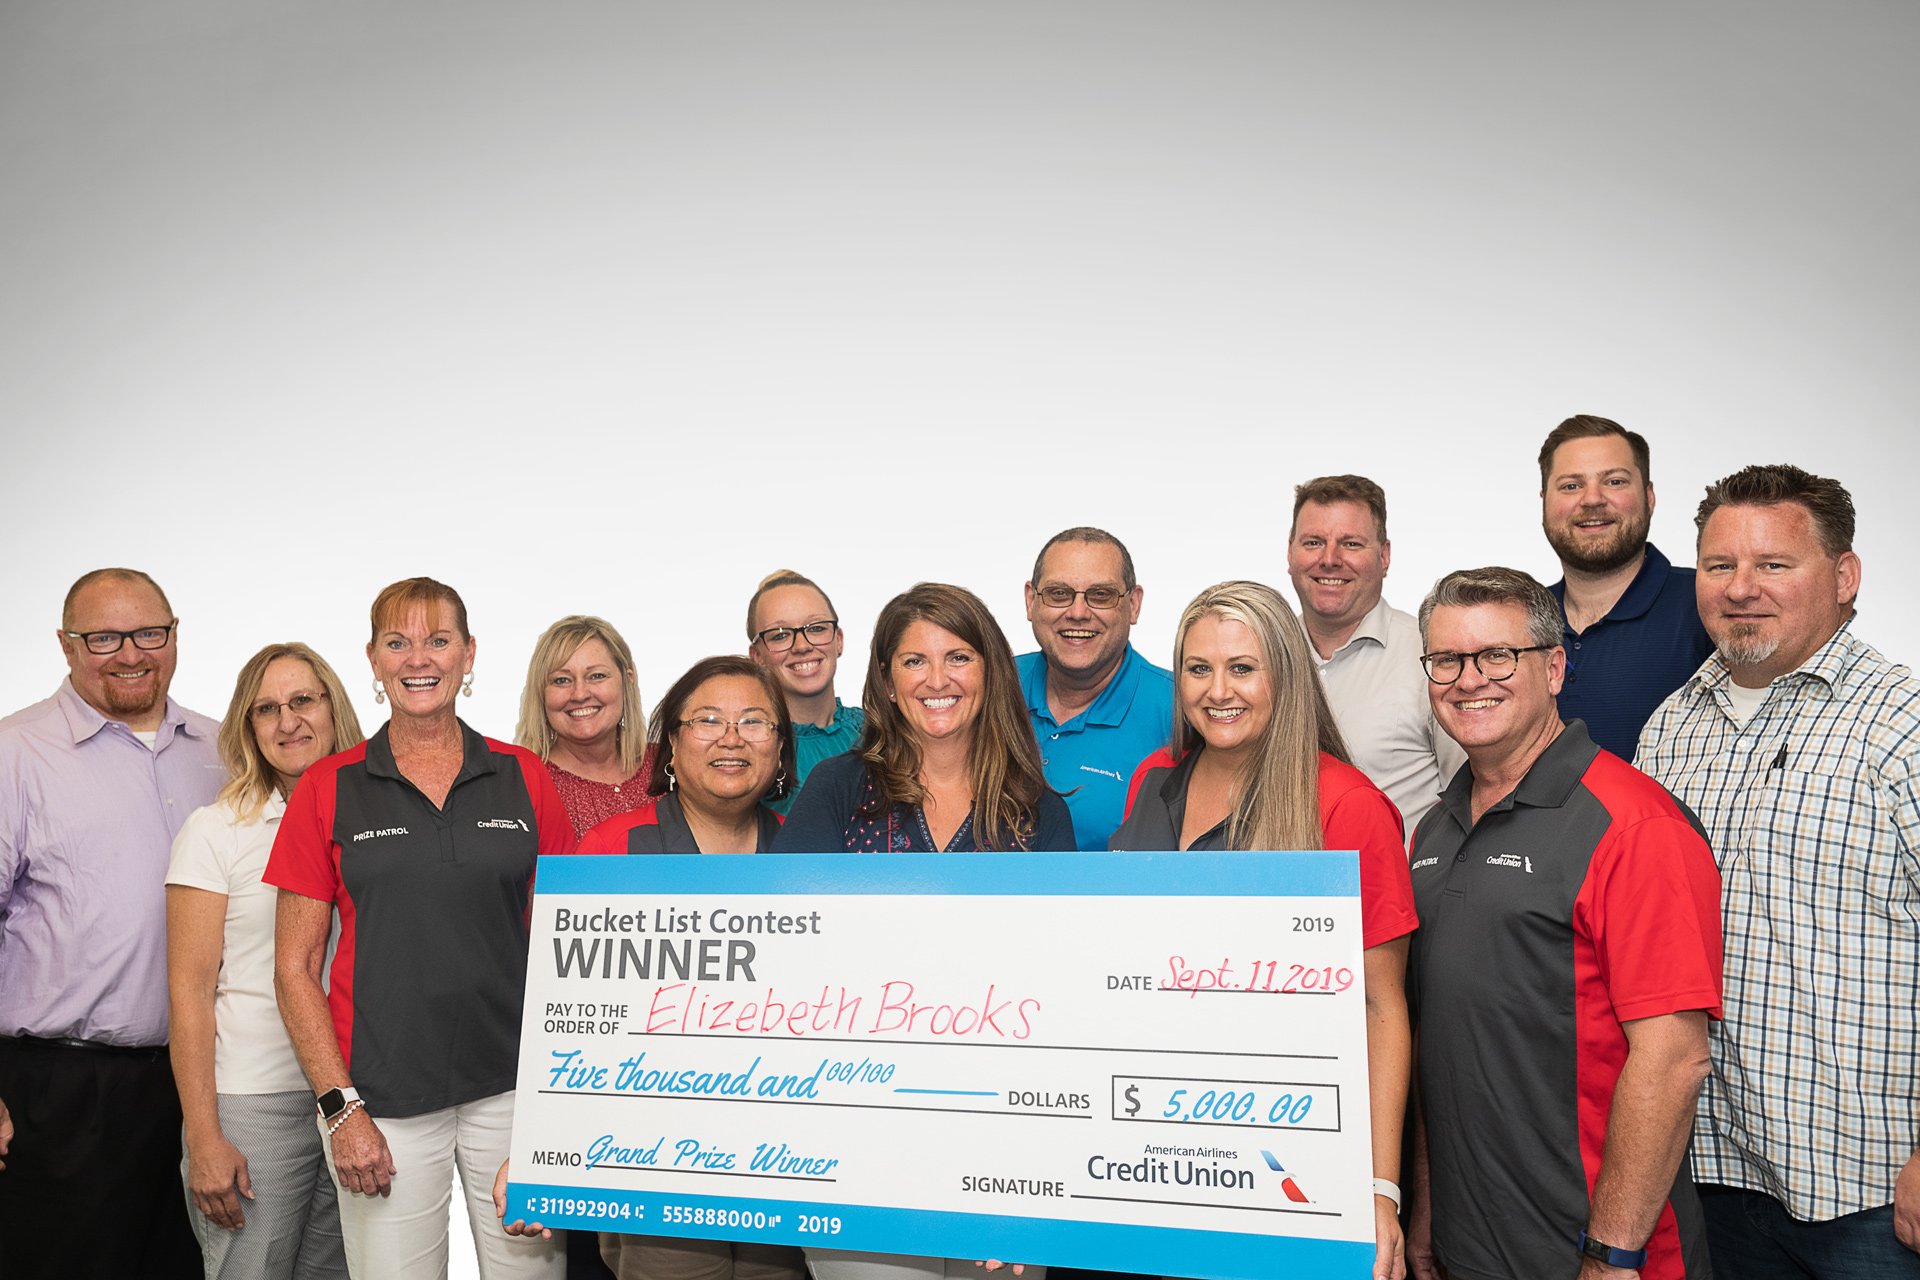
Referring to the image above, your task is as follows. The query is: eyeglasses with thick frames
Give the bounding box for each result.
[1034,584,1128,610]
[250,691,329,724]
[64,621,178,655]
[1420,645,1555,685]
[677,716,780,744]
[753,621,838,651]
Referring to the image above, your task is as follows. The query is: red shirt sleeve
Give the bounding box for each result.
[1579,813,1724,1023]
[264,760,341,903]
[577,805,659,855]
[1318,756,1417,950]
[514,750,579,857]
[1124,748,1178,821]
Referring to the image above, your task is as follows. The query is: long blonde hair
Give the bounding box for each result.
[216,643,365,823]
[514,615,647,776]
[1171,581,1349,851]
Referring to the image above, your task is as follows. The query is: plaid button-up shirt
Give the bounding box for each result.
[1637,622,1920,1221]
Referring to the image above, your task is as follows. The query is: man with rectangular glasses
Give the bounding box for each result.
[0,568,223,1279]
[1017,527,1172,851]
[1404,566,1722,1280]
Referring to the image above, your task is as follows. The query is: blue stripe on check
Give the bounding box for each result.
[535,850,1360,897]
[508,1181,1371,1277]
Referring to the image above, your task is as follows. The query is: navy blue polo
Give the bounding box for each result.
[1551,543,1713,762]
[1017,644,1174,851]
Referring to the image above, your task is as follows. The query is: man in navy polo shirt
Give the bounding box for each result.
[1017,527,1173,851]
[1539,415,1712,761]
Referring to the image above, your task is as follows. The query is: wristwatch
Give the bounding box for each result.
[315,1085,361,1122]
[1576,1231,1648,1269]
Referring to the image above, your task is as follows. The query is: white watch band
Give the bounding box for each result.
[1372,1178,1402,1211]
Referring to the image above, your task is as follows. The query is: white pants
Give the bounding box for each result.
[323,1089,563,1280]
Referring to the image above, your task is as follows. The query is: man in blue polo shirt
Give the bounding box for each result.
[1017,527,1173,851]
[1539,415,1712,761]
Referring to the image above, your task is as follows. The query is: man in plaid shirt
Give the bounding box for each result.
[1638,464,1920,1276]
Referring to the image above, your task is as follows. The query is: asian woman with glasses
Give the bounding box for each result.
[551,656,806,1280]
[574,656,796,858]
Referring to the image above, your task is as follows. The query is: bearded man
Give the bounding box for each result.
[1538,415,1712,760]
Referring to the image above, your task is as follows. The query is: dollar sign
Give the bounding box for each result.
[1124,1084,1140,1117]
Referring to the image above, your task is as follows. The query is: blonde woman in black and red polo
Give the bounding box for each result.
[266,578,575,1280]
[1109,580,1416,1280]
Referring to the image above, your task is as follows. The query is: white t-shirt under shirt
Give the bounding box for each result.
[165,794,311,1094]
[1720,677,1771,727]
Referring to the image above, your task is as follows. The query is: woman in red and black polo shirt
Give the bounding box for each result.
[267,577,575,1280]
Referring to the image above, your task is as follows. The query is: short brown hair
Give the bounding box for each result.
[1291,475,1388,542]
[369,577,469,642]
[1695,464,1856,557]
[1418,566,1564,651]
[1030,528,1136,591]
[1536,415,1652,489]
[62,568,172,630]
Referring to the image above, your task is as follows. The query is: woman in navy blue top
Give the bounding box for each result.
[773,582,1072,855]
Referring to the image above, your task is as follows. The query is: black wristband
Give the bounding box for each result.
[1576,1231,1648,1269]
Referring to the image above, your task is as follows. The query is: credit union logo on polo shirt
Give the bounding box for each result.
[1484,853,1535,873]
[477,817,531,831]
[351,826,410,841]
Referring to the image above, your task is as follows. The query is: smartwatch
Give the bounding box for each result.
[316,1085,361,1122]
[1576,1231,1648,1269]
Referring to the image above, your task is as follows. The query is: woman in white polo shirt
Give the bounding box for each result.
[166,642,364,1279]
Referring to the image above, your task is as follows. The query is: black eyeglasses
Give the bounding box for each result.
[753,621,838,651]
[64,621,178,655]
[677,716,780,743]
[250,691,329,724]
[1420,645,1555,685]
[1034,584,1128,610]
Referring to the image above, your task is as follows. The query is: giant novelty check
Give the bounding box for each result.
[505,851,1376,1279]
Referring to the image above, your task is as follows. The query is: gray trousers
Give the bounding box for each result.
[182,1089,346,1280]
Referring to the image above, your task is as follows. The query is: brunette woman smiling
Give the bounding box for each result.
[773,582,1073,856]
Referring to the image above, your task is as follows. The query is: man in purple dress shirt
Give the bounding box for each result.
[0,568,224,1279]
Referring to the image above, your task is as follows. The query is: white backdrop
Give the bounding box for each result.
[3,3,1916,1275]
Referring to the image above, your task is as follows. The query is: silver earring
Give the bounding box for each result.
[373,679,386,706]
[774,769,789,797]
[664,762,676,792]
[461,673,474,698]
